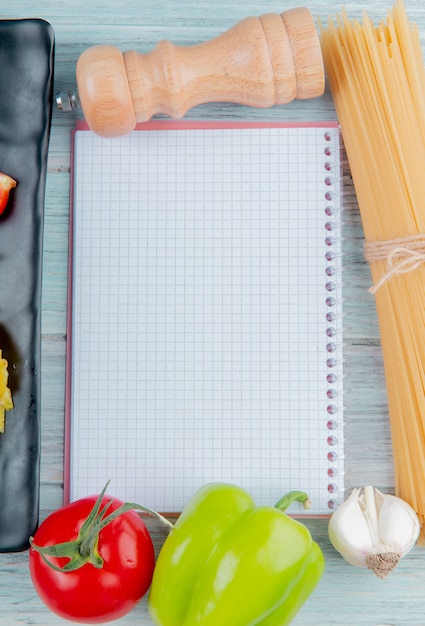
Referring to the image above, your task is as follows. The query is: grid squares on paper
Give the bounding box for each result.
[70,124,343,514]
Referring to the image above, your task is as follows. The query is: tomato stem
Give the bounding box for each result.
[30,482,174,572]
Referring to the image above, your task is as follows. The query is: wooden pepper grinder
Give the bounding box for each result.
[76,7,324,137]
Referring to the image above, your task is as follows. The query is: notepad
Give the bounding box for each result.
[65,120,343,516]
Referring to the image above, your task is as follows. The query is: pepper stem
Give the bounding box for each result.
[30,482,174,573]
[274,490,311,512]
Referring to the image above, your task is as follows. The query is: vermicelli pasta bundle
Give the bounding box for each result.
[320,0,425,542]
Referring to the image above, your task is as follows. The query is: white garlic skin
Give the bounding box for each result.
[376,490,419,555]
[329,488,374,568]
[328,486,420,573]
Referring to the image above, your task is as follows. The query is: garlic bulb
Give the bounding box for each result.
[328,486,420,578]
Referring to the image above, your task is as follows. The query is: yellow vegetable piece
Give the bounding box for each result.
[0,350,13,432]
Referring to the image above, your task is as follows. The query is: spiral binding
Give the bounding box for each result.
[323,129,343,511]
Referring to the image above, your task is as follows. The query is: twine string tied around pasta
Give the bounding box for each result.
[364,233,425,294]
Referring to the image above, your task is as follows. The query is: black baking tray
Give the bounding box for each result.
[0,19,54,551]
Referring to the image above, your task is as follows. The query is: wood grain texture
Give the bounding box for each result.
[75,8,324,135]
[1,0,425,623]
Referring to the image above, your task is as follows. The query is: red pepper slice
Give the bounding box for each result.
[0,172,17,215]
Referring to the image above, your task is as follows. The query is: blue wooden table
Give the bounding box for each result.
[1,0,425,623]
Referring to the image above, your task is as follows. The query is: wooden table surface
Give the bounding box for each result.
[1,0,425,624]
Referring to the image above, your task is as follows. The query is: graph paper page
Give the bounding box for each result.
[68,122,343,515]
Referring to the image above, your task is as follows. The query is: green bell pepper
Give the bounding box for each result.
[148,483,324,625]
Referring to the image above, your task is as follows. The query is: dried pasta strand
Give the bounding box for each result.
[320,0,425,542]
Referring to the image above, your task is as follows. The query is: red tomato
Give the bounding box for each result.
[0,171,17,215]
[29,492,156,623]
